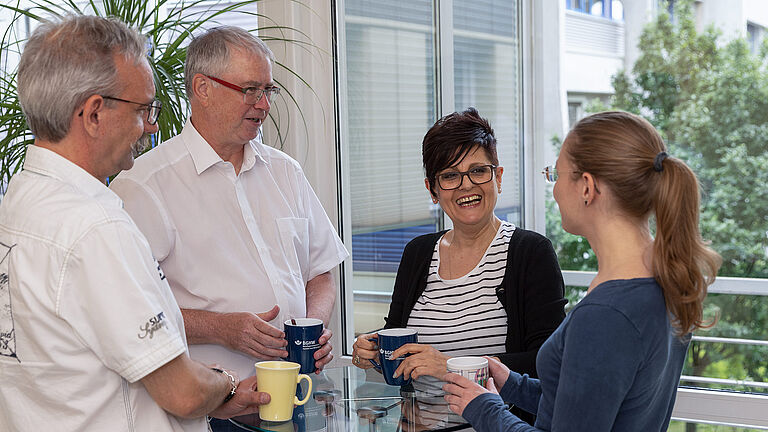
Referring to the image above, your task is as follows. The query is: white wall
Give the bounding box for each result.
[623,0,657,72]
[698,0,745,39]
[743,0,768,28]
[258,1,338,219]
[257,0,346,364]
[696,0,768,40]
[562,52,624,94]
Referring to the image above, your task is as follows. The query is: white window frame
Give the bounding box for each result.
[338,0,526,352]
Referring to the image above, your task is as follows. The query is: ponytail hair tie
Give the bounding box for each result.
[653,152,668,172]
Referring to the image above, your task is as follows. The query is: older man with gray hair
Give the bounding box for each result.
[0,16,269,432]
[110,26,348,431]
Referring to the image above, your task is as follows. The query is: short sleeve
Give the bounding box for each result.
[57,220,186,382]
[296,167,348,280]
[109,177,174,262]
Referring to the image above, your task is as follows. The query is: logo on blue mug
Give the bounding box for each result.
[368,328,418,387]
[284,318,324,374]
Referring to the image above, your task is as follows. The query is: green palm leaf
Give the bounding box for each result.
[0,0,313,193]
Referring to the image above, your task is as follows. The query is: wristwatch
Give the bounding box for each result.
[212,368,237,403]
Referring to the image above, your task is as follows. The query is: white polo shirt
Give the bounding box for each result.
[0,146,206,432]
[110,120,348,378]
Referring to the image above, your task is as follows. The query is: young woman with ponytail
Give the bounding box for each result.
[442,111,721,431]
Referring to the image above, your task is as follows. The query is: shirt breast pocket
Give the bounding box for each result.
[276,217,309,281]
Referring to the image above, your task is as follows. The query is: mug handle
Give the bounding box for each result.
[366,334,382,371]
[293,374,313,406]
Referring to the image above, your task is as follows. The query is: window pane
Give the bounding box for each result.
[344,0,437,336]
[566,0,586,13]
[453,0,522,225]
[590,1,604,16]
[342,1,523,339]
[612,0,624,21]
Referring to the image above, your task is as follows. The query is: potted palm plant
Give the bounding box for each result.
[0,0,313,192]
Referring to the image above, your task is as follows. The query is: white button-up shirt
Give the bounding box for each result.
[0,146,204,432]
[110,120,348,377]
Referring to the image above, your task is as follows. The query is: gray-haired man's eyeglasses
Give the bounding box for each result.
[102,96,162,125]
[205,75,281,105]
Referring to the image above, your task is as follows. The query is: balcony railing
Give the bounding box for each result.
[564,10,625,57]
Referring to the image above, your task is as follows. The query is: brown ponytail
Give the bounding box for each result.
[652,154,721,334]
[568,111,721,336]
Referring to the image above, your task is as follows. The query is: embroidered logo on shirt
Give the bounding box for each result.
[0,242,17,359]
[138,311,166,339]
[156,261,166,281]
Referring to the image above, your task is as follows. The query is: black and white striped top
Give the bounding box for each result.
[406,221,515,356]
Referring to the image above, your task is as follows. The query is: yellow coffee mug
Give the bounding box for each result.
[255,361,313,422]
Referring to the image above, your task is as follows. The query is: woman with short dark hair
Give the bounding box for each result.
[352,108,566,424]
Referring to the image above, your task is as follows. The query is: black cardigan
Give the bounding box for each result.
[384,227,567,378]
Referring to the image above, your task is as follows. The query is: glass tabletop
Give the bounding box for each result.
[229,366,469,432]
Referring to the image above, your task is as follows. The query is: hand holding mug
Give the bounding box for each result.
[255,361,313,422]
[367,328,418,386]
[390,343,449,381]
[351,332,379,370]
[486,356,510,392]
[442,371,497,417]
[446,356,489,387]
[208,374,271,420]
[313,327,334,373]
[284,318,324,374]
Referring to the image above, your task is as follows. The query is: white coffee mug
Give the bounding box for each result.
[447,356,489,387]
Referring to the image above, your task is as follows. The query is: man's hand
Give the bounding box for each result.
[219,306,288,359]
[442,372,498,416]
[208,375,271,419]
[390,343,449,380]
[313,328,334,373]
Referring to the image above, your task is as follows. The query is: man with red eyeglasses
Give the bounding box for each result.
[110,27,347,430]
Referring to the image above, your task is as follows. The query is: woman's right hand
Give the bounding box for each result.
[351,332,378,369]
[485,356,510,392]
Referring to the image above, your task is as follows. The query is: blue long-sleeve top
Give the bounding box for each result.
[462,278,690,432]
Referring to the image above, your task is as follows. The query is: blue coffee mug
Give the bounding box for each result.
[285,318,324,374]
[368,328,418,386]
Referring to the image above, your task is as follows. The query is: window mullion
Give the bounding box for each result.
[434,0,454,232]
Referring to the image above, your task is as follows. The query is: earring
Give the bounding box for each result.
[584,200,588,206]
[498,188,502,193]
[433,198,439,204]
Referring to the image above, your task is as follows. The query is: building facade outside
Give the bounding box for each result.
[563,0,768,126]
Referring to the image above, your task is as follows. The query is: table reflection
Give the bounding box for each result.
[229,366,468,432]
